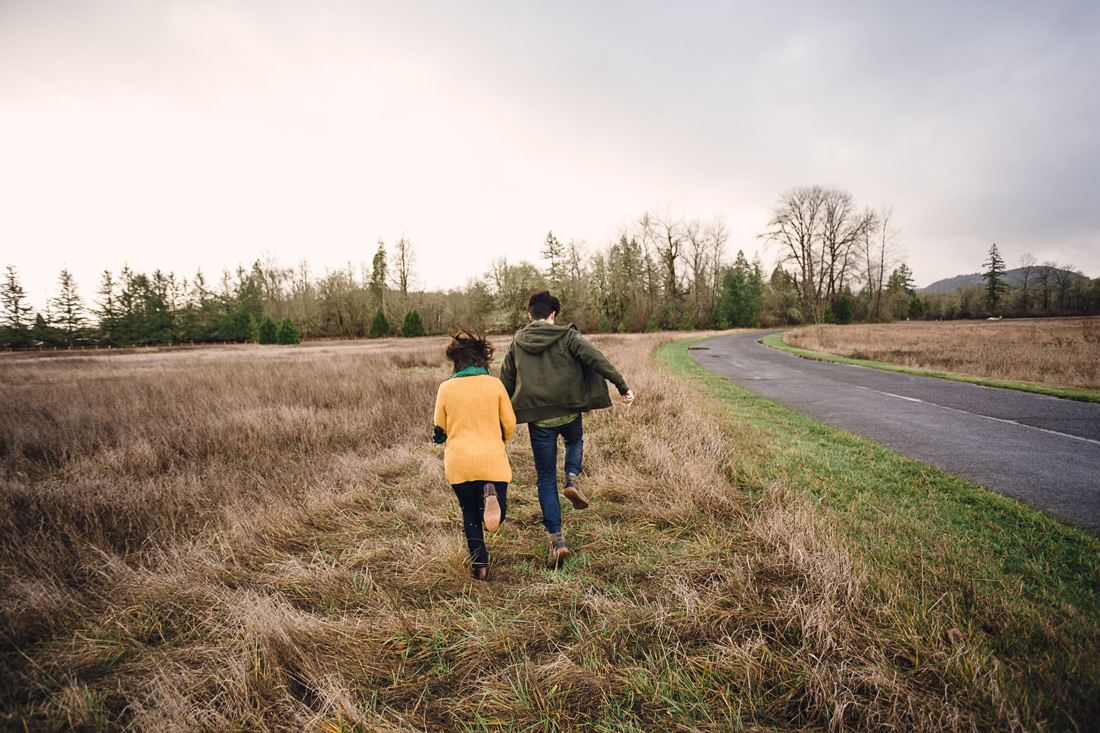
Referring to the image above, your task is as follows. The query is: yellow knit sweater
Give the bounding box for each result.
[434,374,516,485]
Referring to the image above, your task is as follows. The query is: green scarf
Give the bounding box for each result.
[450,366,489,379]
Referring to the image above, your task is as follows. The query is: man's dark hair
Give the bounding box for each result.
[527,290,560,321]
[444,326,493,371]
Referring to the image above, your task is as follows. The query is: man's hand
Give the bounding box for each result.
[622,389,635,405]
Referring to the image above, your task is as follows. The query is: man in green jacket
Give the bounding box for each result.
[500,290,635,568]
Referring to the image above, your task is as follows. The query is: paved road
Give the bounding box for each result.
[693,331,1100,534]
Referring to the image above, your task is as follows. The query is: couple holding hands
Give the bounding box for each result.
[432,290,634,580]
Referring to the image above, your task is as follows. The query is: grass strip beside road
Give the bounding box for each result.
[761,332,1100,403]
[660,336,1100,731]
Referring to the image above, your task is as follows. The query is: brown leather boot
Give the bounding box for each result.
[546,534,570,569]
[483,482,501,531]
[563,473,589,510]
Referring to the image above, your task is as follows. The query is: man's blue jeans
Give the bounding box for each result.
[527,416,584,535]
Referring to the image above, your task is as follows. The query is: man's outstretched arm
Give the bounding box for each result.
[571,336,631,397]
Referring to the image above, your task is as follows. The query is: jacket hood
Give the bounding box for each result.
[513,321,575,355]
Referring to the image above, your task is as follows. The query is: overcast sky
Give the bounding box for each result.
[2,0,1098,310]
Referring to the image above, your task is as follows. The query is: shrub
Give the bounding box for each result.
[369,309,390,338]
[216,315,237,342]
[835,296,854,325]
[401,310,425,338]
[257,314,278,344]
[276,315,300,345]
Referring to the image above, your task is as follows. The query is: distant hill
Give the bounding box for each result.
[919,267,1075,294]
[919,272,984,293]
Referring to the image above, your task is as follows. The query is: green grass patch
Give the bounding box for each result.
[662,336,1100,730]
[760,332,1100,403]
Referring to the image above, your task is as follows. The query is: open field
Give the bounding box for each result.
[2,334,1099,730]
[782,317,1100,393]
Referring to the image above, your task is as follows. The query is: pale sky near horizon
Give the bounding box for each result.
[2,0,1098,312]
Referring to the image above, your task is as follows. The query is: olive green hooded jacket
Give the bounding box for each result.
[499,321,630,425]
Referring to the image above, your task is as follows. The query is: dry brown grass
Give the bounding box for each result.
[783,317,1100,391]
[0,333,1093,730]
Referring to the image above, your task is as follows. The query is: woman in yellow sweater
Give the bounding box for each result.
[432,328,516,581]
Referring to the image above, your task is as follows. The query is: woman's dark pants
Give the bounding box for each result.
[451,480,508,569]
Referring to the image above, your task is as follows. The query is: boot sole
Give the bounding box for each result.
[483,494,501,532]
[563,487,589,510]
[547,545,571,569]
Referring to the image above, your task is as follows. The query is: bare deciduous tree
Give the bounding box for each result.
[706,215,728,318]
[760,185,828,322]
[820,189,875,308]
[389,235,416,297]
[682,215,729,326]
[1036,262,1057,313]
[637,207,685,303]
[862,205,902,321]
[1017,252,1037,315]
[1052,264,1077,311]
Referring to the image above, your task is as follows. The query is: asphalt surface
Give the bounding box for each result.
[693,331,1100,534]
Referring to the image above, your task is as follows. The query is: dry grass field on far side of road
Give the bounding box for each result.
[783,317,1100,392]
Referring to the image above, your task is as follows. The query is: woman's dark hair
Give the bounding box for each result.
[527,290,560,321]
[444,326,493,371]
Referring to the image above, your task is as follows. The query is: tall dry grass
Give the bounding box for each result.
[0,334,1084,729]
[783,317,1100,391]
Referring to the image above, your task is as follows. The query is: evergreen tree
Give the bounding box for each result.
[886,264,916,321]
[145,270,175,344]
[234,266,265,327]
[93,270,120,345]
[109,268,175,345]
[834,294,854,324]
[1,265,33,347]
[50,268,87,346]
[276,314,300,344]
[888,264,915,294]
[401,310,425,338]
[982,243,1008,314]
[541,230,567,291]
[216,315,237,342]
[31,312,63,347]
[370,240,388,314]
[245,312,259,343]
[257,314,278,344]
[369,308,390,338]
[715,251,763,327]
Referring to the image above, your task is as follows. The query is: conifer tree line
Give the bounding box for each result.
[915,242,1100,320]
[4,197,1097,349]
